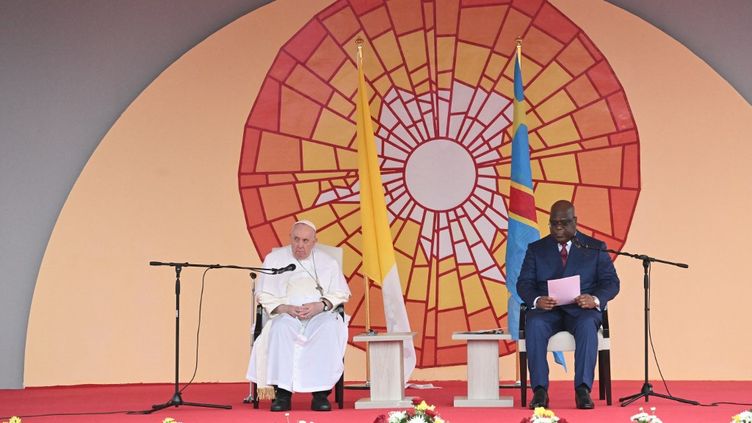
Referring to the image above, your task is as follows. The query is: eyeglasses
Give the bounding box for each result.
[549,218,574,227]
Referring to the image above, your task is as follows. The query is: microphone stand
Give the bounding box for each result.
[572,239,699,407]
[138,260,278,414]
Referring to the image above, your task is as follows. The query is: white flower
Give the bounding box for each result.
[388,411,407,423]
[528,407,559,423]
[531,418,558,423]
[630,412,647,420]
[732,410,752,423]
[407,416,427,423]
[630,414,663,423]
[630,407,663,423]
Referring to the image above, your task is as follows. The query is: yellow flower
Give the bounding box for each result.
[163,418,176,423]
[10,417,22,423]
[533,407,557,418]
[415,400,435,411]
[435,418,445,423]
[533,406,546,416]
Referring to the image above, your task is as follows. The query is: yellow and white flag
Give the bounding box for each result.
[356,44,416,381]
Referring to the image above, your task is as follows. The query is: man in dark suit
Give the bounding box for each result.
[518,200,620,409]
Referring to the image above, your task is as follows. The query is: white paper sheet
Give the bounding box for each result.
[547,275,581,305]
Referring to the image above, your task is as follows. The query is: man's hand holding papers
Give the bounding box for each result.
[547,275,580,306]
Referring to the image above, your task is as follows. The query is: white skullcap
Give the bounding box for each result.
[294,219,316,232]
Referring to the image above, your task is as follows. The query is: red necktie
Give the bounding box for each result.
[560,243,568,266]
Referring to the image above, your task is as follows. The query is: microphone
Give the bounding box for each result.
[274,263,296,274]
[149,261,187,266]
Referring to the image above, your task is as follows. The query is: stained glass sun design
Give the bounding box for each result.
[238,0,640,367]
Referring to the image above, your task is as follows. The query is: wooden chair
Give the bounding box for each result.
[517,304,612,406]
[245,245,346,409]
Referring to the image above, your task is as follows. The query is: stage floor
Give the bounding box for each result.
[2,380,751,422]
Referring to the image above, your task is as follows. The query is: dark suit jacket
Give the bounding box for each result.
[517,233,620,310]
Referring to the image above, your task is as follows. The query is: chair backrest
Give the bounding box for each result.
[313,244,343,270]
[270,244,343,271]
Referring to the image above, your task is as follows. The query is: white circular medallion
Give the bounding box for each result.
[404,139,476,211]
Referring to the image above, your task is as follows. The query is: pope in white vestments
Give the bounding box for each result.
[247,220,350,412]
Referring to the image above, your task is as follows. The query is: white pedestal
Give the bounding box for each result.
[352,332,415,409]
[452,332,514,407]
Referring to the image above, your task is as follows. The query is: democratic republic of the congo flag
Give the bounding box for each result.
[505,44,540,341]
[505,43,566,369]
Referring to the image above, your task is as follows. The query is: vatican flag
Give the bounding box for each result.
[356,43,416,381]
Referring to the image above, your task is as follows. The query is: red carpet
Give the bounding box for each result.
[1,381,750,422]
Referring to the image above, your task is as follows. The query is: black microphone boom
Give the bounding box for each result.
[570,237,689,268]
[148,260,275,272]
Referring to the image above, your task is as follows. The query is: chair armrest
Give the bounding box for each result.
[253,304,264,340]
[519,303,528,338]
[601,308,610,338]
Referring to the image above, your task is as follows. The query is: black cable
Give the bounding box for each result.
[178,266,212,395]
[4,268,217,419]
[643,264,752,408]
[699,401,752,407]
[1,410,133,419]
[646,263,673,396]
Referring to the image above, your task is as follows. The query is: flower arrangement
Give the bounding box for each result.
[732,409,752,423]
[520,407,568,423]
[630,407,662,423]
[2,417,21,423]
[373,397,446,423]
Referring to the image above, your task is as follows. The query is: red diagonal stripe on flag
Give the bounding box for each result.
[509,185,537,222]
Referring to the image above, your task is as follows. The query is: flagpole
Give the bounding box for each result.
[364,274,372,378]
[364,275,371,333]
[357,38,378,340]
[514,36,523,386]
[502,37,525,390]
[345,38,372,390]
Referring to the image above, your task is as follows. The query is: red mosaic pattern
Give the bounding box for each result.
[238,0,640,367]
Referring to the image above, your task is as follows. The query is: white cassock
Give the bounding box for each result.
[246,246,350,393]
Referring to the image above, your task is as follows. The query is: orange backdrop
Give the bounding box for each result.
[25,0,752,386]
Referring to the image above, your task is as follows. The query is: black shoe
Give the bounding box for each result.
[529,387,549,409]
[311,390,332,411]
[271,387,292,412]
[575,385,595,409]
